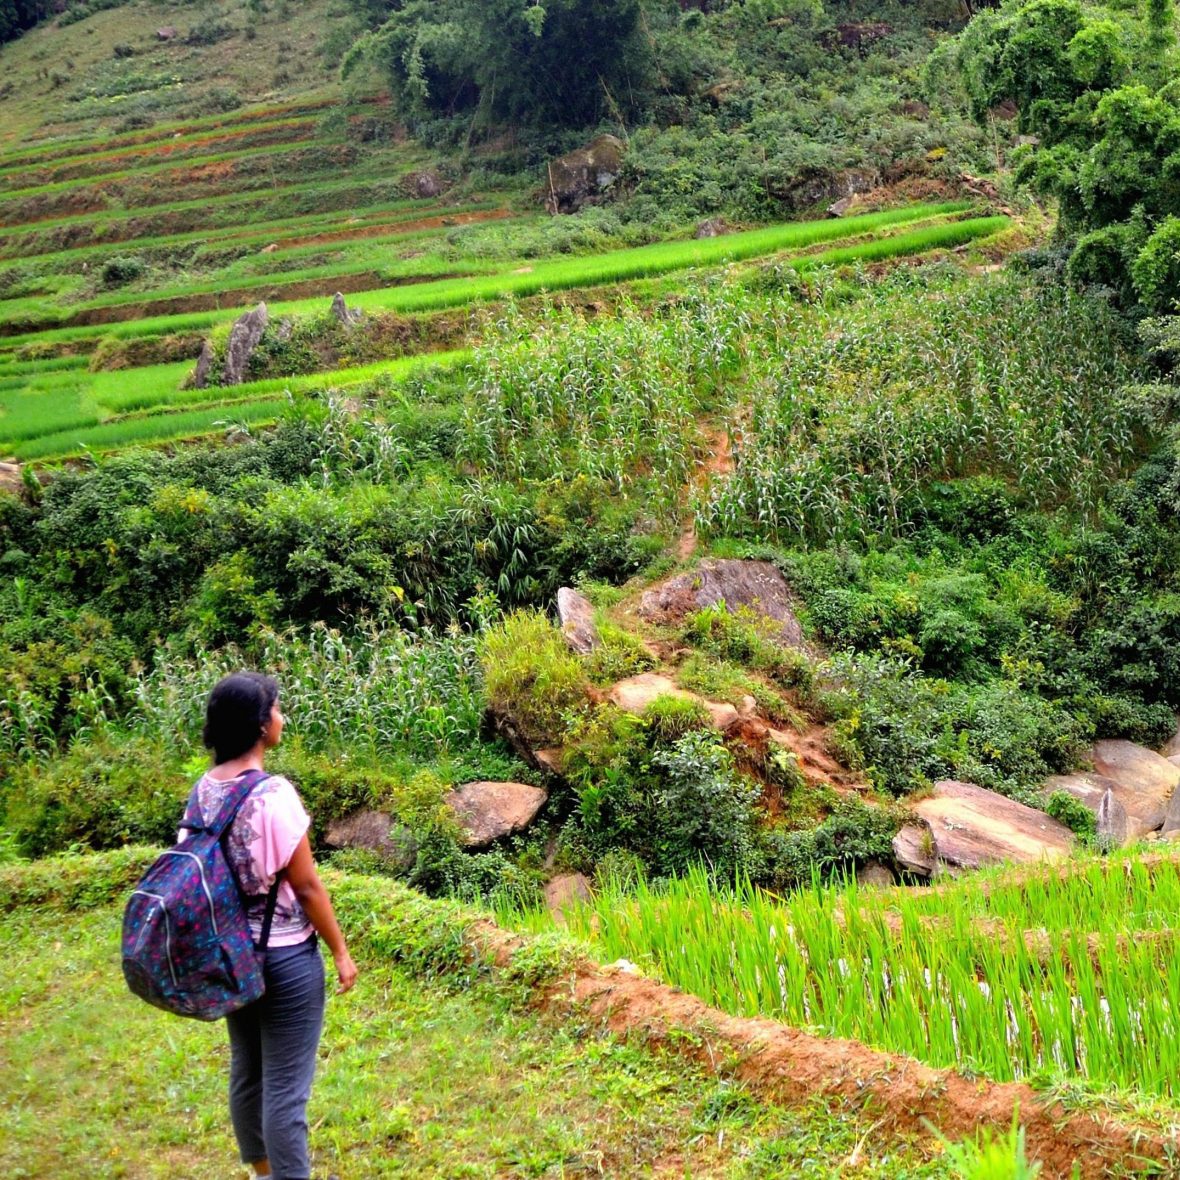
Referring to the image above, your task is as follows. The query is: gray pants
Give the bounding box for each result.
[226,936,326,1180]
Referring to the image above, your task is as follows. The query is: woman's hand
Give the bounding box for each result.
[334,950,359,995]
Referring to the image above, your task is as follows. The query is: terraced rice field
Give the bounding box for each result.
[0,74,1014,463]
[506,853,1180,1109]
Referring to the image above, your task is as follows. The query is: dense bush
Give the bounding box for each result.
[480,609,590,746]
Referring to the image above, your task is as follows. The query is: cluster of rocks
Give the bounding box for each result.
[191,291,363,390]
[891,738,1180,880]
[329,556,1180,906]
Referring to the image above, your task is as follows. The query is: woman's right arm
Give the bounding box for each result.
[285,835,359,994]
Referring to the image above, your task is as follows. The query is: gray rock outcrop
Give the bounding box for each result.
[330,292,362,327]
[695,218,729,239]
[405,169,444,199]
[1042,772,1155,844]
[544,134,625,214]
[191,338,214,389]
[1089,740,1180,832]
[324,810,417,873]
[638,559,804,648]
[444,781,548,848]
[856,861,896,889]
[222,302,268,386]
[769,166,880,214]
[556,587,600,655]
[893,780,1074,876]
[1097,788,1129,848]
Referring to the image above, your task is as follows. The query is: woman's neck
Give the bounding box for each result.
[209,743,266,781]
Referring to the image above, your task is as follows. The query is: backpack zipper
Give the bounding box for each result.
[131,890,178,987]
[161,850,219,936]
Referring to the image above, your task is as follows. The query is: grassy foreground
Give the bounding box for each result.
[0,893,951,1178]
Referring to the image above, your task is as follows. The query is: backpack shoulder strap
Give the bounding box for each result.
[179,768,271,841]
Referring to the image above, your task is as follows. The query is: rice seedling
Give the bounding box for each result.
[519,858,1180,1100]
[1,351,470,458]
[11,398,285,460]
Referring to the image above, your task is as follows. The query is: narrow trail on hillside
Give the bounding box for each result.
[676,425,733,560]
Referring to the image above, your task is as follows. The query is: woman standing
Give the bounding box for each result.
[183,671,358,1180]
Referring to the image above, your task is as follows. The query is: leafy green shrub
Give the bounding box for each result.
[650,731,762,878]
[761,798,904,889]
[0,846,158,912]
[1044,790,1097,846]
[100,256,147,287]
[1,737,187,858]
[825,655,1086,799]
[480,610,590,745]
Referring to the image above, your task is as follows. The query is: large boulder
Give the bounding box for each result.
[445,781,548,849]
[544,873,592,921]
[769,166,880,214]
[330,291,362,327]
[893,781,1074,876]
[557,587,600,655]
[222,302,268,386]
[544,134,625,214]
[1042,771,1157,843]
[1088,740,1180,832]
[638,559,804,648]
[1161,718,1180,759]
[404,168,444,199]
[324,810,417,874]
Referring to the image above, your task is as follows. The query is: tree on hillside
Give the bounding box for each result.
[343,0,656,131]
[0,0,53,45]
[943,0,1180,311]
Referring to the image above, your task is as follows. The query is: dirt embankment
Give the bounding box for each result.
[465,920,1173,1180]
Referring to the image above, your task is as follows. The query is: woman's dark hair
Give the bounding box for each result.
[203,671,279,764]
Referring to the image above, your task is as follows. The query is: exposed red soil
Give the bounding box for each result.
[0,122,314,191]
[270,206,515,249]
[461,920,1171,1179]
[6,145,359,226]
[0,98,341,172]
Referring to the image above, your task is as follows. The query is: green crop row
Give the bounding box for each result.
[530,859,1180,1100]
[12,398,286,461]
[4,350,470,459]
[0,115,321,187]
[0,164,433,250]
[0,204,979,352]
[0,136,339,204]
[1,196,500,270]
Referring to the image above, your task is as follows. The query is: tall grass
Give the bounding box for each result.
[536,861,1180,1098]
